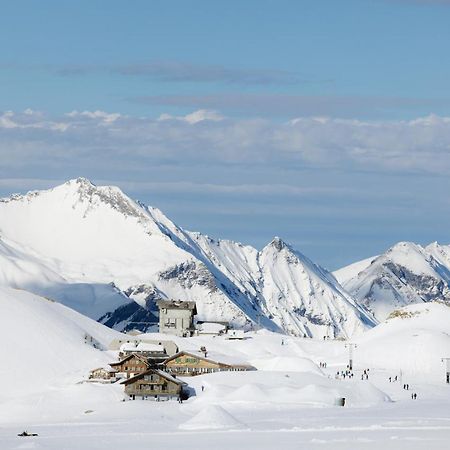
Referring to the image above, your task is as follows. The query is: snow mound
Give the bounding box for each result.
[187,371,390,409]
[225,383,267,402]
[250,356,323,375]
[179,405,246,431]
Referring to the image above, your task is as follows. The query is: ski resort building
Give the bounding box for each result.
[226,329,245,340]
[88,366,117,382]
[109,354,150,379]
[162,350,255,376]
[196,321,229,336]
[121,368,188,401]
[119,341,167,362]
[157,300,197,337]
[108,338,179,356]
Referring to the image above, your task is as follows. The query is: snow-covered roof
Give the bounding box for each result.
[121,368,187,386]
[89,366,117,373]
[197,322,227,334]
[157,300,196,310]
[110,353,148,366]
[120,342,165,353]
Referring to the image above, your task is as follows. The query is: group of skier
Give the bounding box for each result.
[388,375,418,400]
[335,369,354,380]
[361,368,370,380]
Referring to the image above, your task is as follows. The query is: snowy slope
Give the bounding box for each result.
[341,242,450,321]
[0,286,122,400]
[0,179,252,328]
[356,302,450,378]
[257,238,375,338]
[0,178,375,337]
[0,235,132,320]
[333,255,377,285]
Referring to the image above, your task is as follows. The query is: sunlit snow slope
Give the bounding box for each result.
[0,286,122,400]
[0,178,375,337]
[356,301,450,378]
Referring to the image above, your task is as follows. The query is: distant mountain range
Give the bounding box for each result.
[0,178,448,337]
[335,241,450,321]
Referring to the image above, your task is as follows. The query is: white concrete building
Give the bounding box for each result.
[157,300,197,337]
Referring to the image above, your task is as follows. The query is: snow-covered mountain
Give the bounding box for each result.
[0,178,375,338]
[338,242,450,321]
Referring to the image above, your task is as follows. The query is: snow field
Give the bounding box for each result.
[0,286,450,449]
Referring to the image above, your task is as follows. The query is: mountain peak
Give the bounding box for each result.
[268,236,288,252]
[66,177,96,188]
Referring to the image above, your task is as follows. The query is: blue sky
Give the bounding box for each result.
[1,0,450,269]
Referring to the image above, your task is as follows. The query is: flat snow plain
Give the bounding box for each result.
[1,288,449,450]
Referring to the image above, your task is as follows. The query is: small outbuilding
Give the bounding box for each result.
[226,330,246,340]
[196,321,228,336]
[121,368,188,401]
[157,300,197,337]
[88,366,117,382]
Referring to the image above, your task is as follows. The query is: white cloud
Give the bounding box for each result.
[158,109,224,124]
[65,110,122,123]
[1,109,450,175]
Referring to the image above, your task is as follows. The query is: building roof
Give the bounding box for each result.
[120,368,187,386]
[89,366,117,374]
[120,342,166,353]
[163,350,254,369]
[197,322,227,334]
[109,353,149,367]
[157,300,197,312]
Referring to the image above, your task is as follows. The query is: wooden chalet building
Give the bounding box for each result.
[88,366,117,382]
[162,350,255,376]
[121,368,188,401]
[109,353,149,379]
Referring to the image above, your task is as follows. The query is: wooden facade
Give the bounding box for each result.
[109,354,149,379]
[121,369,187,400]
[162,351,255,376]
[89,367,117,381]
